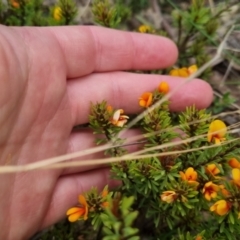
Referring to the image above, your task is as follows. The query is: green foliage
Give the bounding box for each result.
[89,101,128,156]
[168,0,228,78]
[92,0,121,28]
[91,0,132,28]
[178,106,211,149]
[124,0,149,14]
[140,92,177,147]
[55,0,77,25]
[36,220,85,240]
[101,196,139,240]
[0,0,77,26]
[208,92,236,115]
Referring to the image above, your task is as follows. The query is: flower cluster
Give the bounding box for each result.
[159,116,240,222]
[68,80,240,239]
[138,83,236,220]
[138,81,169,108]
[160,160,240,217]
[160,116,239,238]
[208,167,240,216]
[169,65,198,77]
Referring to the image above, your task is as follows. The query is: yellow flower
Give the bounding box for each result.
[202,181,219,201]
[210,200,231,216]
[138,25,152,33]
[169,68,188,77]
[168,69,179,77]
[207,120,227,144]
[139,92,153,108]
[232,168,240,187]
[66,195,88,222]
[110,109,129,127]
[228,158,240,168]
[169,65,198,77]
[205,164,220,176]
[179,167,199,185]
[158,81,169,94]
[178,67,189,77]
[188,65,198,75]
[53,6,62,21]
[161,190,178,203]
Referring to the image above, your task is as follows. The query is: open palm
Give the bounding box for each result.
[0,25,213,240]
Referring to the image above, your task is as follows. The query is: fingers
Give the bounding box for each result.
[17,26,178,78]
[41,168,118,229]
[51,26,178,77]
[68,72,213,125]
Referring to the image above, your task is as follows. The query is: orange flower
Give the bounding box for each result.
[101,188,109,208]
[207,120,227,144]
[139,92,153,108]
[161,190,178,203]
[169,65,198,77]
[195,236,203,240]
[111,192,121,217]
[11,0,20,8]
[158,81,169,94]
[210,200,231,216]
[228,158,240,168]
[106,105,113,113]
[205,164,220,176]
[232,168,240,187]
[202,181,219,201]
[179,167,199,185]
[220,185,231,197]
[66,195,88,222]
[110,109,129,127]
[53,6,62,21]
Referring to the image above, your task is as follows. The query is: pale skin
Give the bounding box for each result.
[0,25,213,240]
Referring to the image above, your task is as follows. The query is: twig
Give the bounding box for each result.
[150,0,174,38]
[208,0,215,15]
[1,136,239,173]
[220,59,233,87]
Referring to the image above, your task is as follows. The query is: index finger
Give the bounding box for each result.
[18,26,178,78]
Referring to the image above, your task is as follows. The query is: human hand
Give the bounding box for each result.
[0,25,212,240]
